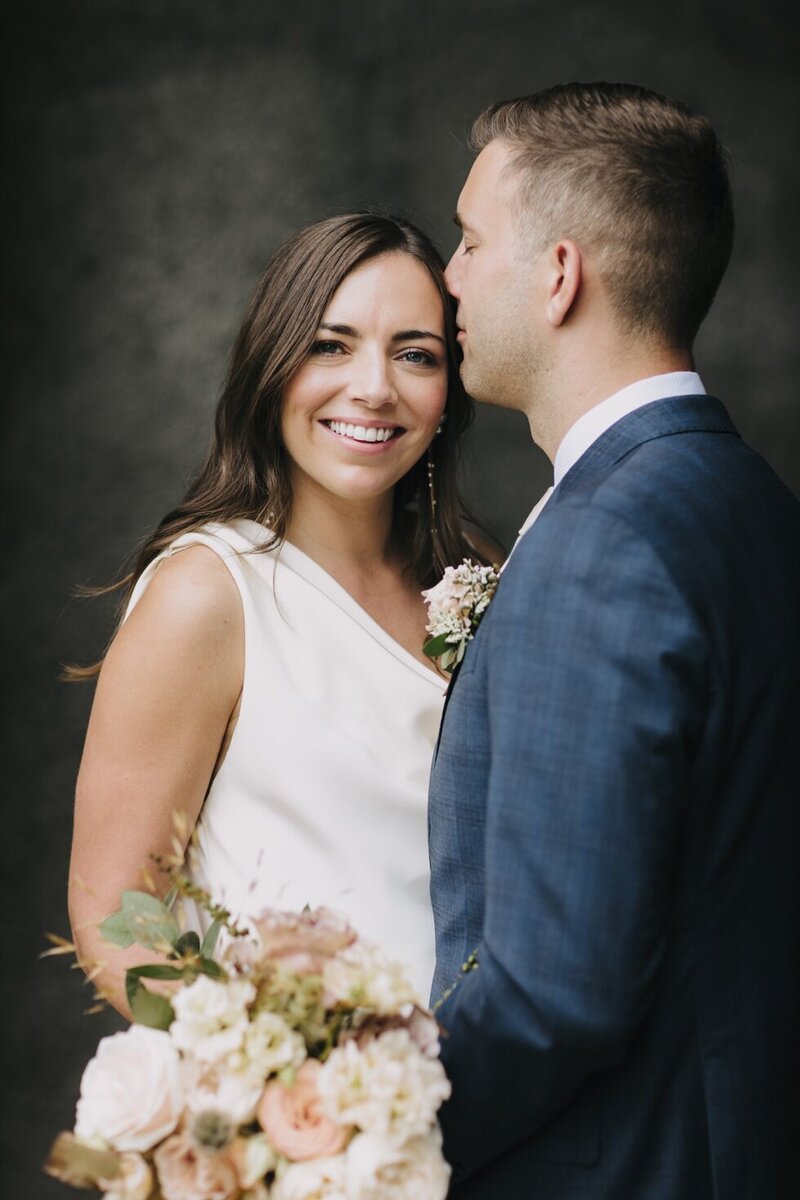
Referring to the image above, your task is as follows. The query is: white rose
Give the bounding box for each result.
[318,1030,451,1143]
[181,1056,265,1125]
[361,957,420,1014]
[75,1025,183,1152]
[98,1152,154,1200]
[170,975,255,1061]
[323,945,419,1015]
[346,1130,450,1200]
[234,1011,307,1078]
[271,1154,348,1200]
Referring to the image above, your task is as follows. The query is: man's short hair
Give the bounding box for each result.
[472,82,734,348]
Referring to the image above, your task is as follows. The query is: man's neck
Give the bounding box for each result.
[529,346,695,463]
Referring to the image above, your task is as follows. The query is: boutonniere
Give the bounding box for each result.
[422,560,500,674]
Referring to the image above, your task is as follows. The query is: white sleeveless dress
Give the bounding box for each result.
[125,519,446,998]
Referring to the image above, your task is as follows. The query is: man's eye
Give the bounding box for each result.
[310,340,345,356]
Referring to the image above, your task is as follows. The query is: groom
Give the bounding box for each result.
[429,83,800,1199]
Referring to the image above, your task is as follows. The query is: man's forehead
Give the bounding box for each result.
[457,141,517,228]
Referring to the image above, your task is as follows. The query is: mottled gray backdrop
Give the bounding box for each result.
[4,0,798,1194]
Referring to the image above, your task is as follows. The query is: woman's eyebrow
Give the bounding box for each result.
[320,322,444,345]
[320,322,359,336]
[392,329,445,345]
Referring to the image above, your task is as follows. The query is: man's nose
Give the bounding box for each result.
[444,247,462,299]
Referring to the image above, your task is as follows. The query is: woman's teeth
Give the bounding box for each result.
[327,421,399,443]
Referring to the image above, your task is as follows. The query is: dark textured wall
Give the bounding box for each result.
[4,2,798,1194]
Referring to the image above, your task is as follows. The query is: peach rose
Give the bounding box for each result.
[252,908,357,976]
[257,1060,351,1161]
[153,1132,239,1200]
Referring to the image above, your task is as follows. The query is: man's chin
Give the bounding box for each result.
[460,360,512,409]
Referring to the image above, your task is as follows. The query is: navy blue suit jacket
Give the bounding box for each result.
[429,396,800,1199]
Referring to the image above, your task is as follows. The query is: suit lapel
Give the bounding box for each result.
[432,655,466,769]
[431,396,738,772]
[555,394,738,499]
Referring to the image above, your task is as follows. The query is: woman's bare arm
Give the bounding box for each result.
[69,545,243,1018]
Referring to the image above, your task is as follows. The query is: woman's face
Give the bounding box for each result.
[281,252,448,507]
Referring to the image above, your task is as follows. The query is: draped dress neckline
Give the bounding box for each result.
[235,519,446,690]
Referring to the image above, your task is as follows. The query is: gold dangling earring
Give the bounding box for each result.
[427,415,446,570]
[427,446,437,537]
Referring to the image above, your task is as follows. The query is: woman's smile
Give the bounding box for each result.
[319,417,406,453]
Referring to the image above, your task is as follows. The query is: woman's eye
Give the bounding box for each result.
[310,339,345,356]
[398,348,436,366]
[461,243,474,256]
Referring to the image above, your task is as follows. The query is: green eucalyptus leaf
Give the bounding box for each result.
[423,633,452,658]
[176,931,201,956]
[128,978,175,1030]
[199,919,222,958]
[121,890,180,951]
[125,969,143,1014]
[199,958,227,980]
[126,964,185,981]
[440,644,464,672]
[98,909,135,949]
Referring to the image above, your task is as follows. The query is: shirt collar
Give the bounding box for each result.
[553,371,707,486]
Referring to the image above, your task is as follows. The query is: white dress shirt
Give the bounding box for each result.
[501,371,706,572]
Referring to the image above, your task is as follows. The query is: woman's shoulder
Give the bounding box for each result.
[125,540,243,646]
[99,539,244,737]
[128,519,271,613]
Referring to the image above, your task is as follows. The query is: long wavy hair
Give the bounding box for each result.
[69,213,481,679]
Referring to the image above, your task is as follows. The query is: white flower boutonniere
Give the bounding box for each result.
[422,560,500,674]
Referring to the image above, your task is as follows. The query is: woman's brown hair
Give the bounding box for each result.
[68,212,480,679]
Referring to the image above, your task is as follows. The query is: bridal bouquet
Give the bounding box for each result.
[45,891,451,1200]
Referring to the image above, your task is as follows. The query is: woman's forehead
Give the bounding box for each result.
[322,253,445,330]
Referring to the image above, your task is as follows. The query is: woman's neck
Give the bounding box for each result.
[284,477,397,573]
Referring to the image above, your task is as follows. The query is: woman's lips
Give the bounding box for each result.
[319,420,406,455]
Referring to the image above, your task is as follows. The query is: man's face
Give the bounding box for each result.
[445,140,543,412]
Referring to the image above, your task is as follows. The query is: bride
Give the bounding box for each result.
[68,212,487,1016]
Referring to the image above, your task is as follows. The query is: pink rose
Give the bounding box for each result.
[153,1133,239,1200]
[252,908,357,975]
[257,1060,351,1161]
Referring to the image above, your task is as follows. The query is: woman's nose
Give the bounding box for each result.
[348,350,398,408]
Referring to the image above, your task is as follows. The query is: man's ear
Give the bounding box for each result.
[545,240,582,327]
